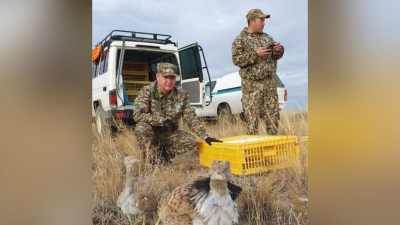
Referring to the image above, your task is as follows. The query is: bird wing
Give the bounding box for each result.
[159,185,196,217]
[135,191,158,212]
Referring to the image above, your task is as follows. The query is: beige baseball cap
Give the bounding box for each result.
[157,62,179,77]
[246,9,270,20]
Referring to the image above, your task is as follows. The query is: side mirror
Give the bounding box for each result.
[205,96,213,106]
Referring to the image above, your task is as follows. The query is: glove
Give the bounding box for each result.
[205,137,223,146]
[164,119,176,133]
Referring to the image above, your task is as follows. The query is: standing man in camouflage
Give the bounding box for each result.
[133,62,221,164]
[232,9,284,135]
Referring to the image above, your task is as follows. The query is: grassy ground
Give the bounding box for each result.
[92,109,308,225]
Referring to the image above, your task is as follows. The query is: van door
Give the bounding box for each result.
[200,80,218,117]
[178,43,210,108]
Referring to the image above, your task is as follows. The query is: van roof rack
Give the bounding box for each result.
[96,30,177,49]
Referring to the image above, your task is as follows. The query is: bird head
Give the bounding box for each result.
[124,156,141,167]
[209,160,232,181]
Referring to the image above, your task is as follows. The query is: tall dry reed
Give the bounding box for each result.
[92,108,308,224]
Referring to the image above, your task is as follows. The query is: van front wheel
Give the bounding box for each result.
[95,107,108,135]
[218,104,232,122]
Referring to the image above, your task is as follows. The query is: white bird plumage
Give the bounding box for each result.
[117,156,158,225]
[158,160,242,225]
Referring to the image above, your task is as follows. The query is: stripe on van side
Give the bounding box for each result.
[213,86,242,95]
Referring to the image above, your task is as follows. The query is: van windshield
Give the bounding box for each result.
[272,74,285,88]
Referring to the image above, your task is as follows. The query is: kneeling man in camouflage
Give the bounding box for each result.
[133,62,221,164]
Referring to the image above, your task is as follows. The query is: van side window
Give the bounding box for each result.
[104,51,109,73]
[205,80,216,96]
[98,51,109,75]
[179,48,201,79]
[210,81,217,93]
[92,58,100,79]
[205,83,211,96]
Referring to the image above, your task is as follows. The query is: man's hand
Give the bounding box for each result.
[205,137,223,146]
[256,47,272,57]
[164,119,176,133]
[273,42,283,52]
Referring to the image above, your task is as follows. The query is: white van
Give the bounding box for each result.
[92,30,211,133]
[195,72,287,120]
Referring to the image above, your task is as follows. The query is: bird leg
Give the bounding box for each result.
[127,214,132,225]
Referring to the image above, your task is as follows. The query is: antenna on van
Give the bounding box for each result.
[175,0,178,47]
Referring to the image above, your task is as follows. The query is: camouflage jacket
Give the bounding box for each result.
[133,81,209,139]
[231,28,284,80]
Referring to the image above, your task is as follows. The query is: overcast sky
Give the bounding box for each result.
[93,0,308,111]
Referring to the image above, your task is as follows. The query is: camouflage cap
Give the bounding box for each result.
[246,9,270,21]
[157,62,179,77]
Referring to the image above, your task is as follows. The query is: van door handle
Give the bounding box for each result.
[103,87,107,92]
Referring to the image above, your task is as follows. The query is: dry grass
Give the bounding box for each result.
[92,108,308,225]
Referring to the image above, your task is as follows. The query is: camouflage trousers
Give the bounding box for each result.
[134,122,197,164]
[241,77,280,135]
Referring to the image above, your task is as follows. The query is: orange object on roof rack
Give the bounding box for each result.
[92,45,102,62]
